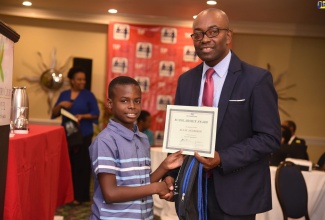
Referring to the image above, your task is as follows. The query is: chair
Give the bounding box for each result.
[275,161,310,220]
[317,152,325,170]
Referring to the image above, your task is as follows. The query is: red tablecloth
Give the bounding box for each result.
[4,124,74,220]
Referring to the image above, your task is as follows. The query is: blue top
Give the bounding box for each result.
[89,119,153,220]
[143,129,154,146]
[51,89,99,136]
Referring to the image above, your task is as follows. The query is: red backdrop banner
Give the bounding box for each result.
[107,22,201,145]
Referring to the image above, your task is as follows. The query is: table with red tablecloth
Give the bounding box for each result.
[4,124,74,220]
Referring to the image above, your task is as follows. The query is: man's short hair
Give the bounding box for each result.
[281,125,292,144]
[285,120,296,133]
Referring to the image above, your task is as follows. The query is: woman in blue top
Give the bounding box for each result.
[52,66,99,205]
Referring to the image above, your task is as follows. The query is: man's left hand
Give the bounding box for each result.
[194,151,221,171]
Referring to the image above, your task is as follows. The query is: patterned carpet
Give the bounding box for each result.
[55,202,161,220]
[55,201,92,220]
[55,178,161,220]
[55,177,93,220]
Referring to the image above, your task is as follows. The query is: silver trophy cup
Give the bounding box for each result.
[11,86,29,134]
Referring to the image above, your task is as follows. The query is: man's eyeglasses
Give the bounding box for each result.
[190,27,229,41]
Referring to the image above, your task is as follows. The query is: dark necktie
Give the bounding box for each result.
[202,68,215,107]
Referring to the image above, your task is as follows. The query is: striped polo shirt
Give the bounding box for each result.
[89,119,153,220]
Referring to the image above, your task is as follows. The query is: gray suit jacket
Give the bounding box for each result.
[174,52,281,215]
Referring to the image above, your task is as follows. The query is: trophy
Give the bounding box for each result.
[11,86,29,134]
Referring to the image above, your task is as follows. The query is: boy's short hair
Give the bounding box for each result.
[108,76,141,98]
[137,110,151,123]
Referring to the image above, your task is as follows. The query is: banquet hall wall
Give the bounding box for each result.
[0,14,324,164]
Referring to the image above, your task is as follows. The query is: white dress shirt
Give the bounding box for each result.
[198,51,231,107]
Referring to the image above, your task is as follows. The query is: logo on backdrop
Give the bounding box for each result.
[154,130,164,145]
[317,1,325,9]
[161,28,177,44]
[136,42,153,58]
[157,95,172,110]
[159,61,175,77]
[183,46,198,62]
[113,24,130,40]
[135,76,150,92]
[112,57,128,74]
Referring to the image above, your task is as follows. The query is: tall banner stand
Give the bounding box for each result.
[0,20,20,218]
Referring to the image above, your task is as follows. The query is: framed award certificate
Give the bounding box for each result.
[162,105,218,158]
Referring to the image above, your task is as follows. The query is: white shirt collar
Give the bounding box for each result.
[288,135,296,145]
[203,50,231,78]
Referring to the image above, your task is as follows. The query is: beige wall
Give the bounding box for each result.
[1,15,324,164]
[233,34,325,135]
[1,16,108,124]
[232,34,325,163]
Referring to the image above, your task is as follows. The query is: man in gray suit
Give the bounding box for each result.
[162,8,281,219]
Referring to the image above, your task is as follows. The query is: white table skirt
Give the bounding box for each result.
[257,166,325,220]
[151,147,178,219]
[150,147,325,220]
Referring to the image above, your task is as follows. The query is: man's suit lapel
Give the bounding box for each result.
[217,53,242,131]
[191,64,204,106]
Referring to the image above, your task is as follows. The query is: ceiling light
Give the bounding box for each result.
[193,15,197,19]
[108,9,118,14]
[22,1,32,6]
[207,1,217,5]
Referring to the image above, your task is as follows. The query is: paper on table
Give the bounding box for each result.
[60,109,78,122]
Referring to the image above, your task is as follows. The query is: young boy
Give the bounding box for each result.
[89,76,183,220]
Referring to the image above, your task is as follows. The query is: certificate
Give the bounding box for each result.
[162,105,218,158]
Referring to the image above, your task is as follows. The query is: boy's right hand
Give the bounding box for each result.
[155,181,171,197]
[159,176,175,201]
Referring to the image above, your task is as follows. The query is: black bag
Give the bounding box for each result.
[174,155,206,220]
[63,120,83,149]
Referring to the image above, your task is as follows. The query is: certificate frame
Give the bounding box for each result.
[162,105,218,158]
